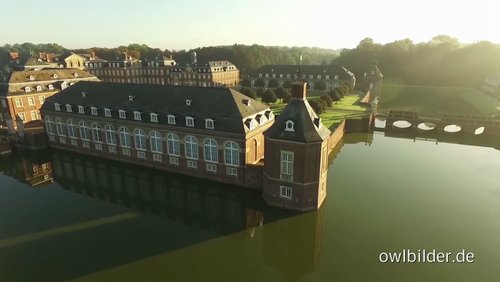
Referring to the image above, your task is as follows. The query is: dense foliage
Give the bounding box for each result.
[2,36,499,87]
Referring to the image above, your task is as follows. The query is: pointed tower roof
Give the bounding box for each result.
[365,60,383,78]
[264,82,331,143]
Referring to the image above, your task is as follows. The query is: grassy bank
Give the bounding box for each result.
[379,84,500,116]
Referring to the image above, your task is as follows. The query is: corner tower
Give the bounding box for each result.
[363,60,383,99]
[263,82,331,211]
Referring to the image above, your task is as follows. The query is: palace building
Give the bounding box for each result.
[0,68,98,129]
[249,64,356,91]
[41,81,339,211]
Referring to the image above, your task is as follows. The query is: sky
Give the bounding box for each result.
[1,0,499,50]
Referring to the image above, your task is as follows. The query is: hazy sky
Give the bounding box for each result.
[1,0,498,50]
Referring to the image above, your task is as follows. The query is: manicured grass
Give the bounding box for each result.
[269,94,370,129]
[379,84,500,116]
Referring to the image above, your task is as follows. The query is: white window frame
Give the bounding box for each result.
[150,113,158,123]
[28,97,35,106]
[79,121,90,141]
[150,131,163,153]
[134,111,142,121]
[30,110,38,120]
[66,104,72,112]
[91,107,98,116]
[78,105,85,114]
[186,116,194,127]
[18,112,26,121]
[104,108,112,117]
[224,141,239,167]
[205,118,214,129]
[119,110,126,119]
[284,120,295,132]
[167,133,180,156]
[105,125,117,145]
[39,96,45,104]
[280,186,292,199]
[204,138,218,163]
[167,115,176,125]
[280,151,294,182]
[184,135,199,159]
[15,99,23,108]
[134,128,147,150]
[92,123,103,143]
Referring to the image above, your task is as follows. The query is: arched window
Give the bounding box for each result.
[25,86,31,92]
[67,119,77,138]
[204,138,218,163]
[224,141,239,167]
[79,121,89,140]
[48,84,54,90]
[55,117,66,136]
[45,116,55,134]
[285,120,295,132]
[105,125,116,145]
[92,123,102,143]
[167,133,180,156]
[150,131,163,153]
[134,128,146,150]
[118,127,131,147]
[36,85,42,91]
[185,136,198,159]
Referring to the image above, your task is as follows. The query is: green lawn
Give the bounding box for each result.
[379,84,500,116]
[269,94,370,129]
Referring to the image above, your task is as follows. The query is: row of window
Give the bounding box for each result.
[14,96,45,107]
[16,110,39,121]
[24,85,55,92]
[54,103,216,129]
[45,117,240,166]
[258,73,339,80]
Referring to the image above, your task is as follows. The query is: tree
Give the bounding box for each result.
[314,81,327,91]
[268,79,279,88]
[240,78,251,87]
[309,99,324,114]
[254,78,266,88]
[320,94,333,107]
[256,88,266,98]
[261,90,277,104]
[274,87,289,102]
[239,87,257,99]
[283,93,292,103]
[328,90,341,102]
[317,98,327,109]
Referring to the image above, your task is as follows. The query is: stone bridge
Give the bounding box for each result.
[377,110,500,135]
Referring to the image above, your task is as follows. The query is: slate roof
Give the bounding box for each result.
[0,69,98,96]
[41,81,269,134]
[265,94,331,142]
[253,64,354,80]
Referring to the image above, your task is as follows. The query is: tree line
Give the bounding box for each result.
[1,36,499,87]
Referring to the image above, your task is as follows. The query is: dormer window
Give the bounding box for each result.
[29,75,35,81]
[61,82,68,89]
[73,72,79,77]
[185,116,194,127]
[25,86,31,92]
[150,113,158,123]
[167,115,176,125]
[91,107,98,115]
[325,75,330,79]
[134,111,142,121]
[54,103,61,111]
[48,84,54,90]
[53,74,58,79]
[334,75,339,80]
[119,110,126,119]
[36,86,42,91]
[186,99,192,106]
[104,108,112,117]
[285,120,295,132]
[66,104,72,112]
[128,95,135,101]
[205,118,214,129]
[78,106,85,114]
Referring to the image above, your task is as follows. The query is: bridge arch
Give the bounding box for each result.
[474,126,485,135]
[444,124,462,133]
[417,122,436,131]
[393,120,412,129]
[375,117,386,129]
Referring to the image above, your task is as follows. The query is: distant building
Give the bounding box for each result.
[85,52,239,87]
[64,52,106,69]
[362,60,384,99]
[41,81,273,187]
[0,68,99,129]
[249,64,356,90]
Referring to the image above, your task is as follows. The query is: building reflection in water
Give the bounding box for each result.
[47,148,324,280]
[2,151,53,187]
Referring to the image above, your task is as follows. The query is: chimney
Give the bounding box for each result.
[291,82,307,100]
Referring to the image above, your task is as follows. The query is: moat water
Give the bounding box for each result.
[1,131,499,282]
